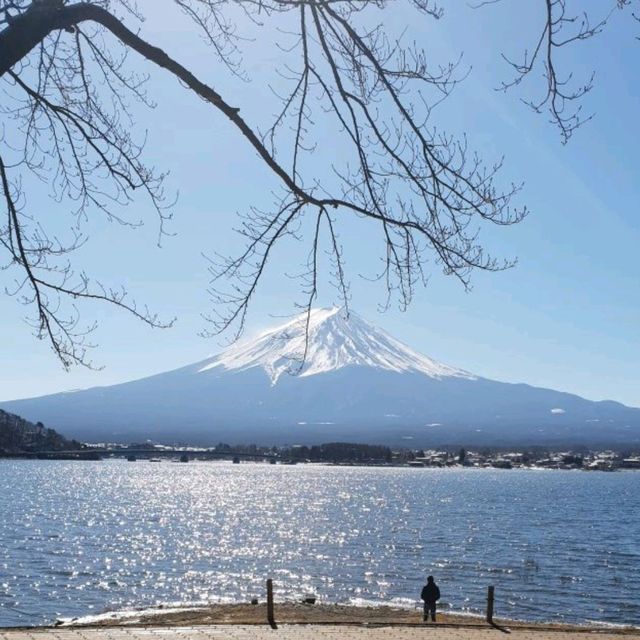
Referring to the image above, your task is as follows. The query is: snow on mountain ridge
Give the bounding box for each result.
[199,307,475,384]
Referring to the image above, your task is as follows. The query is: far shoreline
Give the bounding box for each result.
[3,456,640,472]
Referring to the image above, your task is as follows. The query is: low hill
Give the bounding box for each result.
[0,409,81,453]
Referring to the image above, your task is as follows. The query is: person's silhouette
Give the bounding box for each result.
[420,575,440,622]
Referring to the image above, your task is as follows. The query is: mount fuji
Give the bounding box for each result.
[3,307,640,446]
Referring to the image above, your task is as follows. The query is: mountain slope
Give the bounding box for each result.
[2,308,640,446]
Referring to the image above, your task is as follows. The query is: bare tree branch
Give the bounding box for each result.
[487,0,632,142]
[0,0,535,366]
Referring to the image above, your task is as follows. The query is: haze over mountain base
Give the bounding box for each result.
[3,308,640,447]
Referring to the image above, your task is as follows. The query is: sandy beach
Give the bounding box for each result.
[1,616,640,640]
[58,603,480,628]
[27,603,637,635]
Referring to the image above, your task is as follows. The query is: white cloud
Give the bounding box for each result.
[550,408,566,414]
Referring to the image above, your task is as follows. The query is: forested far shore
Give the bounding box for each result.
[0,409,83,454]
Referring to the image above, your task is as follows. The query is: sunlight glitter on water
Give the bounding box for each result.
[0,460,638,627]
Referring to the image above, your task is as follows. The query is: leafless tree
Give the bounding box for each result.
[0,1,632,368]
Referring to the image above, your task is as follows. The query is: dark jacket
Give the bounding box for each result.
[421,582,440,603]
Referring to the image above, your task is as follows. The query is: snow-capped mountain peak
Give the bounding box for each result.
[199,307,475,383]
[5,307,640,448]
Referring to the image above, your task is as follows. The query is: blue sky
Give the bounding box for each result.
[1,1,639,406]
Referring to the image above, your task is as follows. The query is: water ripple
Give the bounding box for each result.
[0,461,638,627]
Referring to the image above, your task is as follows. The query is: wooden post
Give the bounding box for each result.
[487,585,495,624]
[266,578,277,629]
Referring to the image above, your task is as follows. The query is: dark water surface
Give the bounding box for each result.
[0,460,638,627]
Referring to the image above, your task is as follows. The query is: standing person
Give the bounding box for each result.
[420,575,440,622]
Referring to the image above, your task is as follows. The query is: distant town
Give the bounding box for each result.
[70,441,640,471]
[3,407,639,471]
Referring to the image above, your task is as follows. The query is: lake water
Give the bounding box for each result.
[0,460,638,628]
